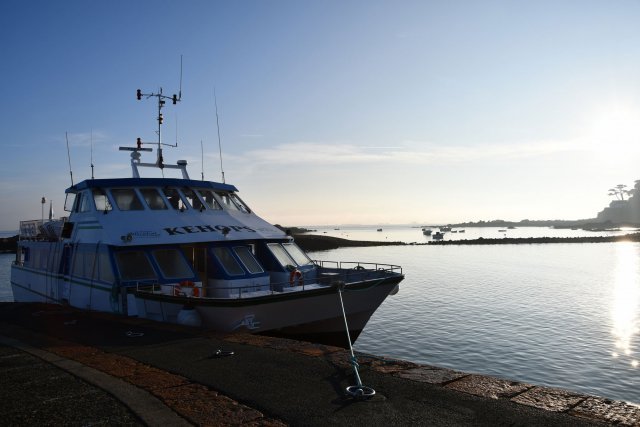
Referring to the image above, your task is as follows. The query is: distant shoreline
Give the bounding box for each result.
[3,232,640,255]
[294,232,640,251]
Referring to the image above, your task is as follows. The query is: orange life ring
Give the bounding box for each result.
[289,269,304,287]
[174,280,200,297]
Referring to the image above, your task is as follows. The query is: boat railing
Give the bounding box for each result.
[133,261,402,300]
[313,260,402,275]
[18,217,68,242]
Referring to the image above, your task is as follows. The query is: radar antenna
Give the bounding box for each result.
[135,55,183,169]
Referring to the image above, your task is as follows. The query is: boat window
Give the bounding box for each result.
[229,193,251,213]
[162,187,187,211]
[98,250,114,282]
[92,189,112,212]
[30,247,40,269]
[233,246,264,274]
[72,193,83,212]
[111,189,144,211]
[115,251,156,281]
[152,249,193,279]
[283,243,313,266]
[215,191,250,213]
[267,243,296,268]
[64,193,76,212]
[195,189,222,210]
[140,188,168,210]
[181,187,203,210]
[212,247,244,276]
[79,191,92,212]
[72,250,90,278]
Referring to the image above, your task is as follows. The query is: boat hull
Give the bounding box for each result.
[134,277,402,347]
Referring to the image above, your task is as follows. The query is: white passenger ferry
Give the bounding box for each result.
[10,86,403,346]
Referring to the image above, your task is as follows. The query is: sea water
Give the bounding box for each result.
[1,226,638,404]
[309,226,640,405]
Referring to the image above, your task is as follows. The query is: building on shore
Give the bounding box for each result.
[596,180,640,225]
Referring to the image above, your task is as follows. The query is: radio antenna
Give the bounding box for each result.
[90,129,95,179]
[65,132,74,186]
[178,54,183,102]
[174,113,179,147]
[200,140,204,181]
[214,87,225,183]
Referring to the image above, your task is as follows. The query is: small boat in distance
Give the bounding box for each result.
[432,232,444,240]
[440,226,452,232]
[422,228,432,236]
[10,84,404,348]
[377,228,383,232]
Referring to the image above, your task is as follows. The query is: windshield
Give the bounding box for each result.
[267,243,296,268]
[111,189,144,211]
[283,243,313,266]
[140,188,168,210]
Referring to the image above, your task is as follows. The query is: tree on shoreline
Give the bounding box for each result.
[608,184,629,201]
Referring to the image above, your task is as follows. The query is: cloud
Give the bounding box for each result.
[57,131,109,148]
[241,138,582,167]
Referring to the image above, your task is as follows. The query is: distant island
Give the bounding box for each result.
[418,218,631,231]
[269,223,640,252]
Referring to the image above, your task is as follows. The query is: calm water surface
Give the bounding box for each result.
[310,227,639,405]
[1,227,638,404]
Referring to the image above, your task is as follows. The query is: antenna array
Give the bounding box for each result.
[135,55,184,169]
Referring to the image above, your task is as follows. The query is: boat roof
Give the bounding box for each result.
[66,178,238,193]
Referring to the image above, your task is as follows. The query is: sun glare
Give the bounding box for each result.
[611,243,640,368]
[588,106,640,155]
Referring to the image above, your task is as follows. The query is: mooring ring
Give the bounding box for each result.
[346,385,376,399]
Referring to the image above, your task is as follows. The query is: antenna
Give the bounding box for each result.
[90,129,95,179]
[175,113,179,147]
[178,54,183,101]
[65,132,74,186]
[135,56,183,168]
[214,87,225,183]
[200,140,204,181]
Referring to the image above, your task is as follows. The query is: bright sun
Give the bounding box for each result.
[587,106,640,154]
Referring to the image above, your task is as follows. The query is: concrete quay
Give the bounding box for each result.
[0,303,638,426]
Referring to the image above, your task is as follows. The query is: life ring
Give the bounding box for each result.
[174,280,200,297]
[289,269,304,287]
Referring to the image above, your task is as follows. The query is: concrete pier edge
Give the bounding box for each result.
[0,303,638,426]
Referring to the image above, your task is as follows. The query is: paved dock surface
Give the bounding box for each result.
[0,303,638,426]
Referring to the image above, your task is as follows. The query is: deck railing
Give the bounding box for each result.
[134,262,402,300]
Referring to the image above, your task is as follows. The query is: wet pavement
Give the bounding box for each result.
[0,302,638,426]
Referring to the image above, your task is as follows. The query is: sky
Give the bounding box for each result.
[2,0,640,230]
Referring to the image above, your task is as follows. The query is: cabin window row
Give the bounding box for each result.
[20,243,115,284]
[69,187,251,214]
[114,242,312,284]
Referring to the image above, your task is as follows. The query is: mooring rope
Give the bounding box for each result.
[336,281,376,399]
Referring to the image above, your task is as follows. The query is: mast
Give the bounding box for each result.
[135,86,180,169]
